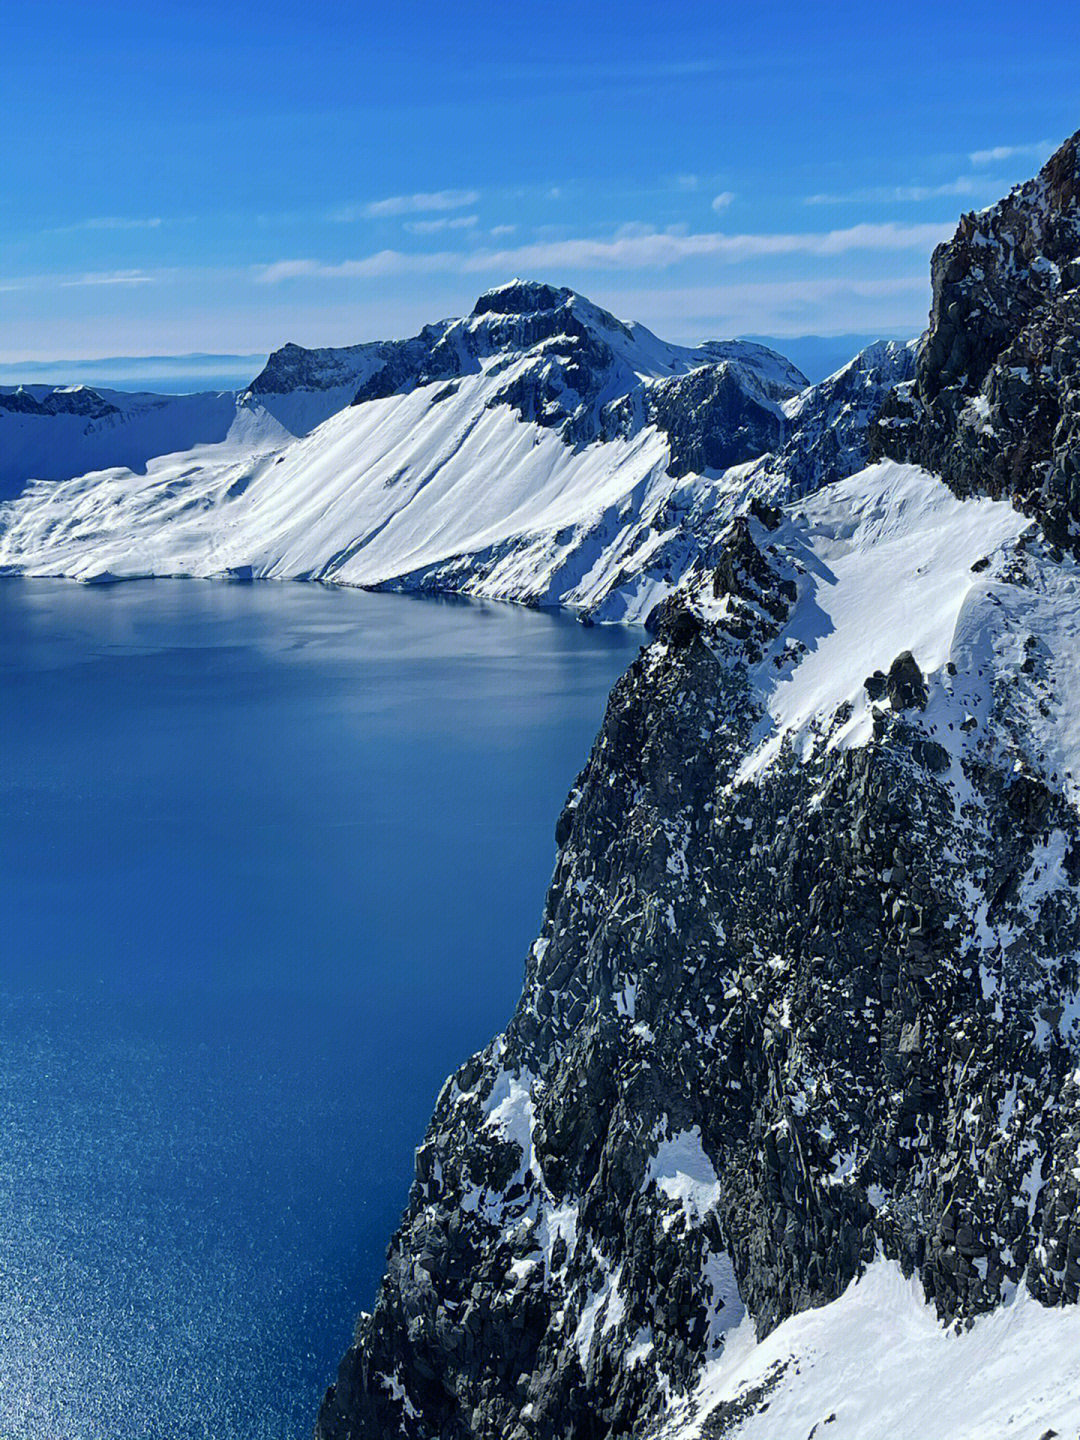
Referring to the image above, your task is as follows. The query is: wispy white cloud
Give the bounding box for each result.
[2,265,218,293]
[69,216,164,232]
[333,189,481,222]
[253,220,952,285]
[674,174,700,191]
[489,224,516,238]
[605,276,930,341]
[39,215,168,238]
[59,269,159,288]
[806,176,987,205]
[404,215,479,235]
[711,191,735,212]
[969,140,1054,165]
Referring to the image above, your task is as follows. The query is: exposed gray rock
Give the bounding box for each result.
[874,129,1080,546]
[0,385,121,419]
[316,142,1080,1440]
[316,511,1080,1440]
[639,365,787,478]
[886,651,927,712]
[770,340,917,497]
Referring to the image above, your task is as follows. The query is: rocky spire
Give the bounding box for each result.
[874,129,1080,544]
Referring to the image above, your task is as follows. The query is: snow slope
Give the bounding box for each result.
[678,458,1080,811]
[664,1260,1080,1440]
[0,370,680,612]
[0,386,241,499]
[721,462,1030,773]
[0,284,837,621]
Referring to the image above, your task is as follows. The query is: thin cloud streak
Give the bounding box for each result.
[605,276,930,342]
[58,270,159,288]
[404,215,479,235]
[969,140,1054,165]
[333,189,481,222]
[253,221,952,284]
[55,216,165,233]
[1,265,234,293]
[806,177,988,204]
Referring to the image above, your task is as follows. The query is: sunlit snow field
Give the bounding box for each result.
[0,578,639,1439]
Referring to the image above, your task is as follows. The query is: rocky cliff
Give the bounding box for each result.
[314,139,1080,1439]
[874,128,1080,546]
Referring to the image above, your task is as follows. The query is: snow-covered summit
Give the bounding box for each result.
[1,282,883,618]
[241,281,808,451]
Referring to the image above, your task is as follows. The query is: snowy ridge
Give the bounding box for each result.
[0,285,925,624]
[707,461,1031,778]
[0,385,241,500]
[315,448,1080,1440]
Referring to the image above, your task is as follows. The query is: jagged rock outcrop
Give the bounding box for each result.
[315,138,1080,1440]
[637,365,787,478]
[772,339,916,495]
[874,129,1080,545]
[316,466,1080,1438]
[0,385,121,420]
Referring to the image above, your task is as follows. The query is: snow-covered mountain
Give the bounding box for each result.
[0,385,240,500]
[0,282,915,624]
[310,134,1080,1440]
[14,137,1080,1439]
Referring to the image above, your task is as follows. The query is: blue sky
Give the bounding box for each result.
[3,0,1080,361]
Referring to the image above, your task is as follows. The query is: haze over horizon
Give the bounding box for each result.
[3,0,1080,363]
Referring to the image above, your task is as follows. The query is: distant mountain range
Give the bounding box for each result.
[0,353,267,395]
[0,335,892,395]
[0,285,912,624]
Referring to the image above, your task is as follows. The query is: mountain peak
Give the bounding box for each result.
[874,123,1080,543]
[471,279,573,317]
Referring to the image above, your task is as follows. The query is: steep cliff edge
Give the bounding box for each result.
[315,140,1080,1439]
[875,128,1080,545]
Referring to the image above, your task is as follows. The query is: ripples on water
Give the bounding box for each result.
[0,579,639,1439]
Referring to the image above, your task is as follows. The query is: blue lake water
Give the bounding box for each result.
[0,579,639,1440]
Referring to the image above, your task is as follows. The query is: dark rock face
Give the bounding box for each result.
[874,130,1080,544]
[316,512,1080,1440]
[886,651,927,712]
[775,340,916,496]
[249,331,453,404]
[314,147,1080,1440]
[472,281,588,320]
[643,366,787,478]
